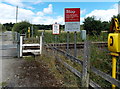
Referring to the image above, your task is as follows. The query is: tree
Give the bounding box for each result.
[3,22,14,31]
[83,16,103,35]
[0,24,6,32]
[0,24,2,32]
[12,21,31,34]
[102,21,110,31]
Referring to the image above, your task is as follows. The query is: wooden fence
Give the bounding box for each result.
[46,41,120,89]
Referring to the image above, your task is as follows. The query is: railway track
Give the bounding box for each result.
[47,42,108,49]
[23,42,107,50]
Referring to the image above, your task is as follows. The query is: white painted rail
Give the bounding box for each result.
[23,50,40,53]
[22,44,40,46]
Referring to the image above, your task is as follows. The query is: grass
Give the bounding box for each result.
[23,30,112,88]
[90,44,111,72]
[43,44,112,87]
[21,44,112,88]
[35,30,108,43]
[38,30,75,43]
[89,44,111,87]
[0,82,7,87]
[41,47,111,87]
[40,50,81,88]
[87,32,108,42]
[57,46,112,87]
[23,56,35,61]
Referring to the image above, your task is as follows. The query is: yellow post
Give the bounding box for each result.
[112,56,117,89]
[108,18,120,89]
[28,27,30,38]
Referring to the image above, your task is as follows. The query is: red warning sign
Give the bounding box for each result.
[65,8,80,22]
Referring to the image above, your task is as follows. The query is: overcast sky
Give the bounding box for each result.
[0,0,119,25]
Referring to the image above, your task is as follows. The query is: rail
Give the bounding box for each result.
[47,42,107,49]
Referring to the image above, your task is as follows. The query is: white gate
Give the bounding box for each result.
[0,31,20,58]
[19,36,42,57]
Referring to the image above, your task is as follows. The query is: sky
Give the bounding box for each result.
[0,0,119,25]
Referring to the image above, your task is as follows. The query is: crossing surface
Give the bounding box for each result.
[0,31,18,58]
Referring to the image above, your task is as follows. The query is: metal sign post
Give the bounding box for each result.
[52,22,60,55]
[31,25,33,38]
[55,35,57,47]
[74,31,77,57]
[17,33,20,58]
[67,31,69,54]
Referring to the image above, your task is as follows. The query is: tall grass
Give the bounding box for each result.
[39,53,80,88]
[89,44,112,87]
[35,30,108,43]
[41,44,112,87]
[87,32,108,42]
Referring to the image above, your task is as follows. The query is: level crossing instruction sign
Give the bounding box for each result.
[65,8,80,32]
[52,24,60,35]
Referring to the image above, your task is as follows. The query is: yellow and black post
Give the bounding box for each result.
[108,18,120,89]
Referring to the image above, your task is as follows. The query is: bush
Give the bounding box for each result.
[83,16,103,35]
[0,24,6,32]
[12,21,31,34]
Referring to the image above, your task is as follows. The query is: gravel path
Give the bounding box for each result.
[1,58,25,87]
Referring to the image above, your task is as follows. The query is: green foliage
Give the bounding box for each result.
[80,25,84,30]
[33,24,52,30]
[102,21,110,31]
[90,45,111,87]
[23,56,35,61]
[83,16,103,35]
[37,30,82,43]
[33,24,64,31]
[42,42,112,87]
[35,30,108,43]
[40,52,80,88]
[0,24,2,32]
[12,21,31,34]
[0,24,6,32]
[3,22,14,31]
[83,14,120,36]
[87,32,108,41]
[0,82,7,87]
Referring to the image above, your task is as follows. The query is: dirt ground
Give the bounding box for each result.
[2,57,63,88]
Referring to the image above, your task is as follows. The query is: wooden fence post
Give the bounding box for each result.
[81,41,91,88]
